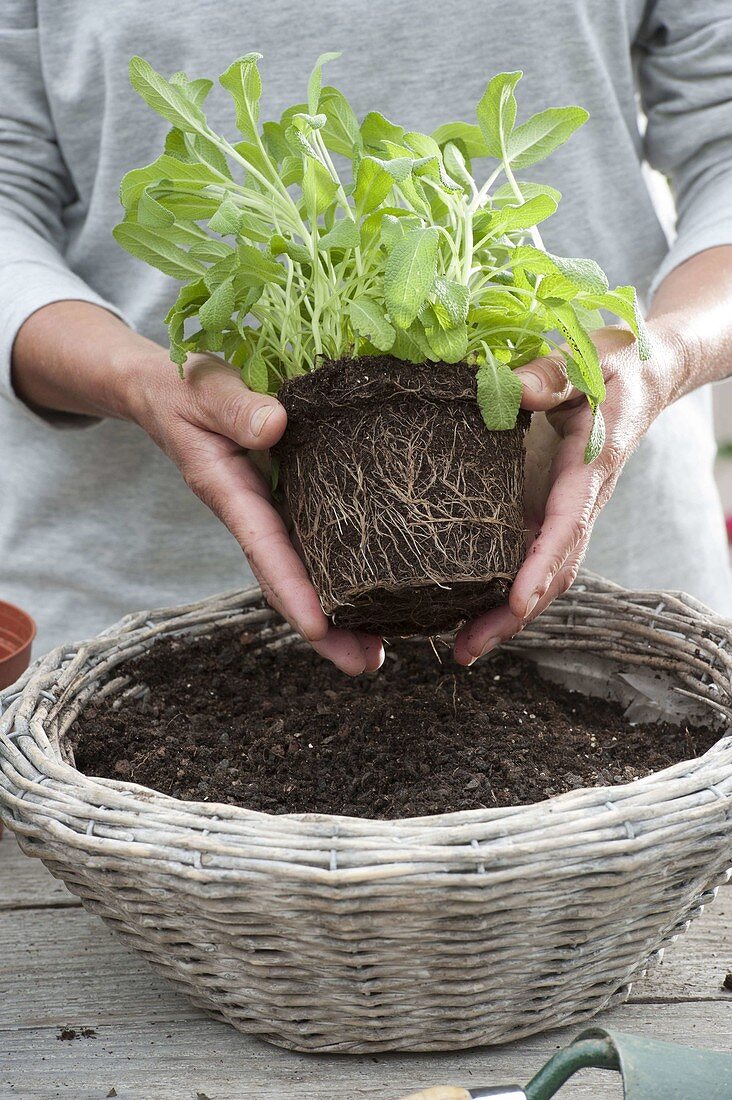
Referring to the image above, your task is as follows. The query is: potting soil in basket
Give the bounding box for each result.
[71,626,719,818]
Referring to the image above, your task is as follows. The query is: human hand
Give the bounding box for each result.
[128,350,385,676]
[453,322,690,665]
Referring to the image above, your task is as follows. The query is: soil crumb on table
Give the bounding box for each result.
[71,626,717,818]
[57,1027,97,1041]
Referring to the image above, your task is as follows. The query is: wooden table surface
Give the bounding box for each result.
[1,829,730,1100]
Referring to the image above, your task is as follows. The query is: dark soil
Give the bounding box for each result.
[275,356,530,636]
[70,626,718,818]
[57,1028,97,1041]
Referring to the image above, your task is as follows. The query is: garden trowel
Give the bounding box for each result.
[397,1027,732,1099]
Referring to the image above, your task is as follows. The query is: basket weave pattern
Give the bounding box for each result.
[1,572,731,1053]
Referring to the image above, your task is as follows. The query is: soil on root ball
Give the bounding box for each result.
[274,356,530,637]
[70,626,718,819]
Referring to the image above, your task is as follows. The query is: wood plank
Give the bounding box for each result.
[0,830,78,910]
[2,1004,731,1100]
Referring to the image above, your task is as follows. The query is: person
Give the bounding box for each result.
[2,1,732,674]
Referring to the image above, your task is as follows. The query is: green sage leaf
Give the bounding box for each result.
[219,53,263,142]
[349,297,396,351]
[476,71,523,158]
[129,57,208,134]
[509,106,589,168]
[199,277,236,332]
[384,226,439,329]
[584,406,606,464]
[476,359,523,430]
[307,51,341,114]
[113,221,206,279]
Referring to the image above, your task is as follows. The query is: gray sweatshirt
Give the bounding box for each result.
[2,0,731,653]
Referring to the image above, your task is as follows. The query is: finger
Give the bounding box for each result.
[453,603,522,666]
[508,437,604,621]
[356,632,386,672]
[310,629,383,678]
[515,354,576,412]
[183,445,329,641]
[185,359,287,450]
[520,541,586,624]
[183,444,382,675]
[515,327,636,414]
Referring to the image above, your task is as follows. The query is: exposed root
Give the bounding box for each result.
[275,356,529,636]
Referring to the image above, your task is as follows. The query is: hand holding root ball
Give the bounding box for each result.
[454,318,695,664]
[129,349,385,677]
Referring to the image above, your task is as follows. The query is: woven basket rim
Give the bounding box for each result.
[2,569,732,843]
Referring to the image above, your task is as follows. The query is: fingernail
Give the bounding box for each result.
[516,370,544,395]
[251,404,274,437]
[525,592,540,619]
[478,635,501,658]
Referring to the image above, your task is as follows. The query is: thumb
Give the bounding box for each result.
[186,359,287,450]
[514,354,575,411]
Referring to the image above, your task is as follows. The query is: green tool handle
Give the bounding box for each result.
[525,1038,620,1100]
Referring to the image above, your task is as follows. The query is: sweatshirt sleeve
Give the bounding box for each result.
[0,2,127,426]
[637,2,732,298]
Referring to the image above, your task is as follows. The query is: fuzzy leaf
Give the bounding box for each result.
[269,234,312,265]
[380,213,406,252]
[391,320,433,363]
[242,353,270,394]
[442,142,475,194]
[482,194,558,239]
[493,180,562,206]
[137,186,176,228]
[425,317,468,362]
[584,406,606,464]
[302,158,339,215]
[120,154,219,210]
[319,86,361,157]
[219,53,263,142]
[384,226,439,329]
[509,106,589,168]
[189,133,232,178]
[547,301,606,405]
[476,71,523,158]
[113,221,206,279]
[169,72,214,107]
[432,277,470,326]
[578,285,652,360]
[349,297,396,351]
[431,121,489,158]
[209,197,243,236]
[360,111,405,151]
[235,244,285,287]
[188,238,233,263]
[262,121,290,165]
[318,218,360,251]
[353,156,400,214]
[536,272,579,301]
[512,245,609,294]
[204,250,238,290]
[128,57,208,133]
[307,51,341,114]
[199,277,235,332]
[476,359,523,429]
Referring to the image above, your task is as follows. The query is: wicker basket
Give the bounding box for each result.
[1,571,731,1053]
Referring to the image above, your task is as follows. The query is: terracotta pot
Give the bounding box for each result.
[0,599,36,691]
